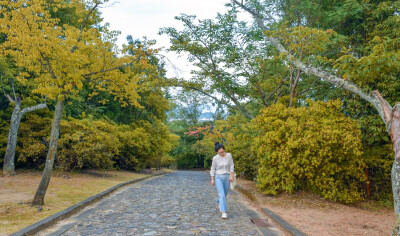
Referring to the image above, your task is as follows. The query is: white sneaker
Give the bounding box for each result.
[221,213,227,219]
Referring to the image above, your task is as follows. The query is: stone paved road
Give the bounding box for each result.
[43,171,281,236]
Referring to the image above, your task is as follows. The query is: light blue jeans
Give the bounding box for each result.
[215,174,230,213]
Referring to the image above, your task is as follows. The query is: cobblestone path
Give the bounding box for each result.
[43,171,281,236]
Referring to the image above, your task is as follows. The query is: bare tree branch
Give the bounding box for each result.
[11,82,17,102]
[207,58,254,119]
[273,87,284,104]
[375,90,393,126]
[77,2,101,43]
[289,68,301,107]
[177,85,237,111]
[21,103,47,115]
[4,93,14,103]
[265,78,286,103]
[82,66,123,77]
[38,52,58,79]
[298,78,319,95]
[254,82,268,106]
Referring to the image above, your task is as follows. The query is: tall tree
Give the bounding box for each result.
[232,0,400,233]
[0,57,47,176]
[161,8,323,118]
[0,0,149,205]
[0,0,104,176]
[160,9,280,119]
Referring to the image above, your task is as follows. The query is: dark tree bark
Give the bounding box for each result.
[32,99,63,206]
[2,95,47,176]
[289,68,300,107]
[3,97,22,176]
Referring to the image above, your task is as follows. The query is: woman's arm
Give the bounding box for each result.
[210,157,216,185]
[229,154,234,182]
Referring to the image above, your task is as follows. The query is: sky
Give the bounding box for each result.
[99,0,231,79]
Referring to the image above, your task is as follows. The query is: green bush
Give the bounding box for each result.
[254,100,366,203]
[1,112,177,172]
[113,124,151,171]
[192,139,214,168]
[225,115,258,180]
[57,119,119,171]
[16,113,52,169]
[161,155,176,168]
[176,153,198,169]
[364,145,393,203]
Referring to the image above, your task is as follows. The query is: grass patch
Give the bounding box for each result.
[354,199,394,211]
[0,169,171,235]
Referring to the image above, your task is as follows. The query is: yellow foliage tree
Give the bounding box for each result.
[0,0,155,205]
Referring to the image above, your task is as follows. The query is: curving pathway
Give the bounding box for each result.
[41,171,281,236]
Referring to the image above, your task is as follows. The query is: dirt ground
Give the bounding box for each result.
[237,178,395,236]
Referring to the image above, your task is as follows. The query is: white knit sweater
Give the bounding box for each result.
[210,153,234,176]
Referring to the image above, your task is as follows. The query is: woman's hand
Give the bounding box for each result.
[229,175,233,183]
[211,180,215,186]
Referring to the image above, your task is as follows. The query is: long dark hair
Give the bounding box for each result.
[214,142,225,152]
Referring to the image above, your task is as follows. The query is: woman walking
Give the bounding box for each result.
[210,142,235,219]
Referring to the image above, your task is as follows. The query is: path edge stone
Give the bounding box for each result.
[10,171,170,236]
[261,207,306,236]
[234,185,307,236]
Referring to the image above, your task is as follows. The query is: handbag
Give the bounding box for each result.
[230,173,237,190]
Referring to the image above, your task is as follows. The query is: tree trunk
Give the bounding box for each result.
[389,105,400,235]
[392,160,400,235]
[289,69,300,107]
[32,100,64,206]
[365,165,371,198]
[3,99,47,176]
[373,93,400,234]
[3,98,22,176]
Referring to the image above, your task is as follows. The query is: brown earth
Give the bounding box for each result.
[237,178,395,236]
